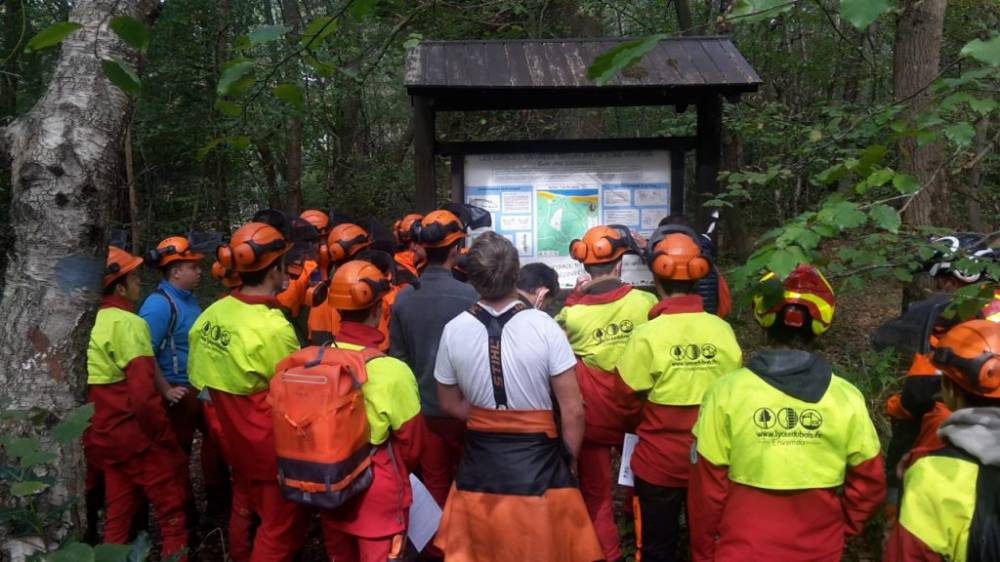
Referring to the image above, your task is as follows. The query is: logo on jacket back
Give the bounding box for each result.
[669,344,720,364]
[752,406,824,444]
[199,320,231,350]
[592,320,634,343]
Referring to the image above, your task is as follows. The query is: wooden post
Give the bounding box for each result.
[450,155,465,204]
[695,95,722,235]
[413,95,436,212]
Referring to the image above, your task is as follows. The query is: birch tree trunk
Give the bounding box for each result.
[0,0,158,548]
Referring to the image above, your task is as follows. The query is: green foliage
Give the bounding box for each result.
[110,16,150,52]
[726,0,795,24]
[249,25,292,47]
[217,60,255,96]
[24,22,82,53]
[960,33,1000,66]
[349,0,379,19]
[586,34,666,86]
[300,16,339,47]
[1,404,152,559]
[839,0,893,31]
[101,58,142,97]
[273,84,304,111]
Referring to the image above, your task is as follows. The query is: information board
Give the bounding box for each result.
[465,150,671,288]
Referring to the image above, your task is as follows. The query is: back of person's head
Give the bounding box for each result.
[570,225,634,278]
[327,260,390,323]
[465,232,519,301]
[646,224,709,295]
[216,223,291,284]
[517,262,560,296]
[932,319,1000,408]
[753,265,836,347]
[416,210,466,264]
[658,214,690,228]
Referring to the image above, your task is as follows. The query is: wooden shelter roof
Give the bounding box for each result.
[404,37,761,110]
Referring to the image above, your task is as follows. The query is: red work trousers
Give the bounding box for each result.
[422,416,466,507]
[226,477,310,562]
[322,524,404,562]
[103,445,189,561]
[167,388,229,491]
[579,443,623,562]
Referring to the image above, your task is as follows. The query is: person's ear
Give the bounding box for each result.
[613,261,624,277]
[534,287,550,308]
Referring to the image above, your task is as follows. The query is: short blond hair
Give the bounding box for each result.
[466,232,519,300]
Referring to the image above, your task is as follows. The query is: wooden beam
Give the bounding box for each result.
[435,136,697,156]
[695,95,722,236]
[413,95,436,212]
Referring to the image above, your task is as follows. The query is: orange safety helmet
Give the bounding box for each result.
[300,210,331,236]
[211,261,242,289]
[415,210,465,248]
[327,223,372,264]
[216,222,291,273]
[327,260,390,311]
[394,213,424,245]
[647,225,711,281]
[570,225,634,265]
[931,319,1000,399]
[146,236,205,268]
[104,246,143,289]
[753,264,836,336]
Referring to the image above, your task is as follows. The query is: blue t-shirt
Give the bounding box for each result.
[139,280,202,385]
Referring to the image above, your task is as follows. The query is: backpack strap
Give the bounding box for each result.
[467,302,528,409]
[153,288,181,377]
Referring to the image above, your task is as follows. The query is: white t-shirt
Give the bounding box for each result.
[434,301,577,410]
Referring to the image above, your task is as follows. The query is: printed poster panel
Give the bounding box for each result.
[465,151,671,288]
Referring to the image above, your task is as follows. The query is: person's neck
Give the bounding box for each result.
[427,260,451,270]
[167,279,193,293]
[481,293,518,310]
[240,283,275,297]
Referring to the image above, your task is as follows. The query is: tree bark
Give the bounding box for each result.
[675,0,694,33]
[125,124,140,249]
[0,0,158,547]
[280,0,304,213]
[894,0,948,226]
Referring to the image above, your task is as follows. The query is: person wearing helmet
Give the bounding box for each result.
[882,235,999,517]
[556,224,658,562]
[390,209,479,508]
[433,232,603,562]
[393,213,426,286]
[307,223,373,345]
[356,249,403,352]
[188,223,309,562]
[656,215,733,318]
[138,237,231,522]
[86,247,189,560]
[688,265,885,561]
[885,319,1000,562]
[316,260,427,561]
[614,225,742,562]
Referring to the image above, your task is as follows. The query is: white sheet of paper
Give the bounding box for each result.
[407,474,443,552]
[618,433,640,487]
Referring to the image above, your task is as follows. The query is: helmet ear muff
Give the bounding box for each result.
[348,277,389,308]
[306,281,329,307]
[569,239,588,261]
[217,245,235,270]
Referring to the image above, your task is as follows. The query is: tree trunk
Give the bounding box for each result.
[675,0,694,33]
[125,124,141,250]
[0,0,157,549]
[281,0,304,213]
[212,0,231,230]
[895,0,948,226]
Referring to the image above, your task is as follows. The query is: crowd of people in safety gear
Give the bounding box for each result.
[83,200,1000,562]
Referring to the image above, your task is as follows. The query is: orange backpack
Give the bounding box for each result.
[269,344,379,508]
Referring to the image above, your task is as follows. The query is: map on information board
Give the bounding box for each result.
[536,189,600,256]
[464,150,671,288]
